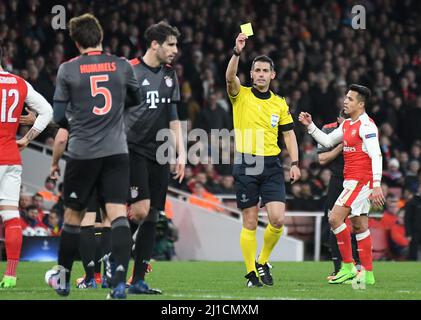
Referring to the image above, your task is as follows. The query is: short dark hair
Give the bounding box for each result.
[33,193,43,200]
[26,205,37,212]
[68,14,103,49]
[45,176,56,184]
[349,84,371,107]
[144,21,180,47]
[252,55,274,71]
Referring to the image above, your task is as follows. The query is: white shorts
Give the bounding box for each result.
[335,179,372,217]
[0,165,22,207]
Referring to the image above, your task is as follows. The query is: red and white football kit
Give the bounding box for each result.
[307,113,382,216]
[0,71,52,209]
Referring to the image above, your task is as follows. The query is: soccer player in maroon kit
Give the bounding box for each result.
[0,47,53,288]
[299,84,385,284]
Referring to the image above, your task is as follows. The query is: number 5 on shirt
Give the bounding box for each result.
[90,75,112,115]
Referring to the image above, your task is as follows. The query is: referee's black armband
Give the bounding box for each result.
[279,122,294,132]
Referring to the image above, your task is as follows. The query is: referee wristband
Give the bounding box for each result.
[233,47,241,56]
[291,161,299,167]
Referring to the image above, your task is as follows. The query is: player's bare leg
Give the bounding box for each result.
[241,205,262,287]
[256,201,285,286]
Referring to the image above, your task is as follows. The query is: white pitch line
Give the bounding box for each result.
[165,293,313,300]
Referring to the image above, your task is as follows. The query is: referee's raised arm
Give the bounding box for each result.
[226,33,247,97]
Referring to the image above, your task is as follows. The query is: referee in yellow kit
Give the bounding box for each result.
[226,33,301,287]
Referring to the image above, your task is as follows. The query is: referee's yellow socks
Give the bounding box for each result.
[240,227,257,274]
[258,224,283,265]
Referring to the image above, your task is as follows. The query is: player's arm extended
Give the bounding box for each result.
[17,82,53,150]
[225,55,241,97]
[307,122,344,148]
[361,124,382,187]
[226,34,247,97]
[318,143,343,166]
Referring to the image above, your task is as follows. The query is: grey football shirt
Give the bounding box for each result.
[54,51,139,159]
[125,58,180,161]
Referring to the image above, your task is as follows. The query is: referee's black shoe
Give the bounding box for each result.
[245,271,263,288]
[256,262,273,286]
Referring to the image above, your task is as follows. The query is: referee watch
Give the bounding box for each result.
[291,161,299,168]
[233,47,241,56]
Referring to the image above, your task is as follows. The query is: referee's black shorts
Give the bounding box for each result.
[324,175,344,216]
[127,151,170,211]
[233,153,286,209]
[63,153,129,212]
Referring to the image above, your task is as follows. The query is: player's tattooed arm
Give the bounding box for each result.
[16,127,41,151]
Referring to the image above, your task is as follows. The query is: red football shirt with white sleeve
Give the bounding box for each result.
[0,71,52,165]
[342,113,381,186]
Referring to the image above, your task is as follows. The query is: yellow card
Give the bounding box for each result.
[240,23,253,37]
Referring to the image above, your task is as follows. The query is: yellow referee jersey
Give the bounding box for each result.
[229,86,294,156]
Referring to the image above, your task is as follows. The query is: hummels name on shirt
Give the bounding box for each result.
[80,62,117,74]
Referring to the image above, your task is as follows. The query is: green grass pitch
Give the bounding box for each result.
[1,261,421,300]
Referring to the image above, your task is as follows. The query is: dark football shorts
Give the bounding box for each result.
[86,188,103,223]
[128,151,170,211]
[63,153,129,212]
[233,154,286,209]
[324,175,344,217]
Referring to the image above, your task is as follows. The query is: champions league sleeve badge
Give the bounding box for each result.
[270,114,280,127]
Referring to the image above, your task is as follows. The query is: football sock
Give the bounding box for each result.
[329,230,342,273]
[257,224,283,265]
[332,223,353,264]
[100,227,112,274]
[351,233,361,266]
[79,226,95,281]
[94,228,102,274]
[4,217,22,277]
[356,230,373,271]
[240,227,257,274]
[110,217,132,287]
[132,220,157,283]
[58,224,81,283]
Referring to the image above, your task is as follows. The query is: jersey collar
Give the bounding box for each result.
[251,87,271,100]
[83,50,103,56]
[350,112,367,125]
[140,58,162,74]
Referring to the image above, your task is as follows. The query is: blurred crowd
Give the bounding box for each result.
[1,0,421,258]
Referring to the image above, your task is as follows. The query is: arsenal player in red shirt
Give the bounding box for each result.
[0,47,52,288]
[299,84,385,285]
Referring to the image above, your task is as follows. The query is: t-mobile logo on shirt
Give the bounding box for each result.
[146,90,159,109]
[146,90,172,109]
